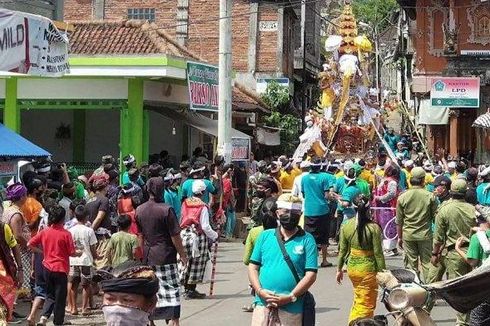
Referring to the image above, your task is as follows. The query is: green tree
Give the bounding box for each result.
[260,80,290,112]
[352,0,398,30]
[260,81,300,155]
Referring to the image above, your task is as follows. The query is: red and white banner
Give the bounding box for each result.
[0,9,69,76]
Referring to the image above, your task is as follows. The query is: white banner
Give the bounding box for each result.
[0,9,69,76]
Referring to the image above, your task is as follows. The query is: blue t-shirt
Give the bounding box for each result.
[250,228,318,314]
[122,172,144,187]
[181,178,216,204]
[335,176,345,194]
[477,183,490,206]
[339,184,361,219]
[164,189,181,222]
[301,172,336,217]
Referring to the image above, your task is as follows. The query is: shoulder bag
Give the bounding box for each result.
[275,228,315,326]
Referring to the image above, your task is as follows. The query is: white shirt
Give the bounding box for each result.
[200,208,218,241]
[292,172,308,211]
[69,224,97,266]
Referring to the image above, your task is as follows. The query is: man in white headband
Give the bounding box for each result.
[248,194,318,325]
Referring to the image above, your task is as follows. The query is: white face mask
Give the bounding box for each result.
[306,121,314,127]
[102,305,150,326]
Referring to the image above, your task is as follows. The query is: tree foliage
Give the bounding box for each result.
[352,0,398,30]
[260,80,290,112]
[264,112,300,155]
[260,81,300,155]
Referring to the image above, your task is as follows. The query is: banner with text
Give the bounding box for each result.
[430,77,480,108]
[187,62,219,112]
[0,9,69,76]
[231,137,250,161]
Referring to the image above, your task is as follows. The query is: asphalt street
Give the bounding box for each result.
[15,241,457,325]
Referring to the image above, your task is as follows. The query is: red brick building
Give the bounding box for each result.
[63,0,301,91]
[401,0,490,163]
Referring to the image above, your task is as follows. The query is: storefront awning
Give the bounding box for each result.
[0,123,51,158]
[150,108,251,139]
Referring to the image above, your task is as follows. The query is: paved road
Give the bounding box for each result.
[16,241,457,325]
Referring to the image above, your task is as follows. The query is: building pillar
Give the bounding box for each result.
[248,1,258,73]
[449,114,458,157]
[72,110,86,162]
[143,110,150,163]
[4,78,20,133]
[126,78,144,164]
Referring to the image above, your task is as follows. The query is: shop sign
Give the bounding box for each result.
[0,161,17,177]
[0,9,69,76]
[231,138,250,161]
[187,61,219,112]
[430,77,480,108]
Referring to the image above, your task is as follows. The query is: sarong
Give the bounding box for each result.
[347,249,378,324]
[373,206,397,251]
[0,259,16,322]
[152,264,181,320]
[179,227,209,285]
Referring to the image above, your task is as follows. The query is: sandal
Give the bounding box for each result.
[81,310,91,316]
[320,262,333,268]
[242,304,254,313]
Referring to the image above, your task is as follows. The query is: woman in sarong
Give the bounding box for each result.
[179,180,218,299]
[373,164,400,256]
[336,195,385,325]
[2,183,31,297]
[0,220,23,324]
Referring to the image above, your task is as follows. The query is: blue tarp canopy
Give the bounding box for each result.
[0,123,50,158]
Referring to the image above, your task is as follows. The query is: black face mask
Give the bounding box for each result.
[279,212,301,231]
[256,190,267,198]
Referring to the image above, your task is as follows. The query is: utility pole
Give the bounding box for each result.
[374,24,380,102]
[217,0,233,163]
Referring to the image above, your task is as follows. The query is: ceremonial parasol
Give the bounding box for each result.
[472,109,490,130]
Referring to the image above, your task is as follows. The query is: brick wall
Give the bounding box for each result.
[64,0,93,21]
[256,4,278,73]
[186,0,250,71]
[63,0,285,74]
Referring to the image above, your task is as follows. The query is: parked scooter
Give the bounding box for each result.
[352,264,490,326]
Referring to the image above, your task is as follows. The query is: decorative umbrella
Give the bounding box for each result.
[472,110,490,129]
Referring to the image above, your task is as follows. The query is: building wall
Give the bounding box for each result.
[21,110,75,163]
[414,0,490,76]
[63,0,93,21]
[0,0,61,19]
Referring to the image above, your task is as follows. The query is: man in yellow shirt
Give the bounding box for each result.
[279,160,301,192]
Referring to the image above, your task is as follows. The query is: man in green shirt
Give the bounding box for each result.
[429,179,476,325]
[396,167,437,282]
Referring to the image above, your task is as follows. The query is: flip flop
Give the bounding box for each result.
[320,262,333,268]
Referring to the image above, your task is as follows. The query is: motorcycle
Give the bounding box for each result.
[352,264,490,326]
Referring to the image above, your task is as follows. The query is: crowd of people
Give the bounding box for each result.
[0,135,489,326]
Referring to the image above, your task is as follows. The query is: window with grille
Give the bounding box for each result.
[127,8,156,22]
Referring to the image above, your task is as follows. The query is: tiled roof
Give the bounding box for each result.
[69,20,269,112]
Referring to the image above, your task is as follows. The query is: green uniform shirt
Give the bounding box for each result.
[433,199,476,248]
[396,186,438,241]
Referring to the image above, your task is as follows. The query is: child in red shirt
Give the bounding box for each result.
[28,205,80,326]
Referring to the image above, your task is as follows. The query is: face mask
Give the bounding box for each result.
[102,304,150,326]
[256,190,267,198]
[306,121,313,128]
[279,212,301,231]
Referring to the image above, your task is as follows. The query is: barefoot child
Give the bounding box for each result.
[67,204,97,315]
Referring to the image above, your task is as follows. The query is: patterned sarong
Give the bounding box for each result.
[178,227,209,285]
[154,264,180,308]
[347,249,378,324]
